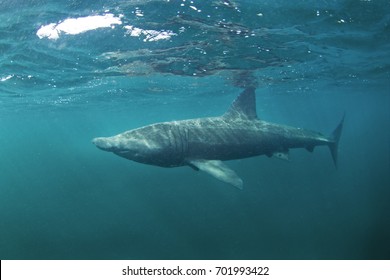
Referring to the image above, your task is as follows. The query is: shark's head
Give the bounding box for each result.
[92,137,118,152]
[92,126,176,167]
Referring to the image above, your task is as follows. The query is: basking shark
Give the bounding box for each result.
[93,88,344,189]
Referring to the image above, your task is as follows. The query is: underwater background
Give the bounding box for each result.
[0,0,389,259]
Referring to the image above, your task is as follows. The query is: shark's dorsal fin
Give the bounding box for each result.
[223,87,258,120]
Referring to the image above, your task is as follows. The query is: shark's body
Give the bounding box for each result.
[93,88,344,189]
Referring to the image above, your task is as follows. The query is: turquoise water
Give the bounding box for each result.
[0,0,389,259]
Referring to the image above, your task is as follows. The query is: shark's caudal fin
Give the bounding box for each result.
[328,113,345,168]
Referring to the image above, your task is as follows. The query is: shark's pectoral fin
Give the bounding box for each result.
[187,162,200,171]
[273,151,290,161]
[187,159,243,190]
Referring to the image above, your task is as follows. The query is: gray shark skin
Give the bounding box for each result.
[93,88,344,189]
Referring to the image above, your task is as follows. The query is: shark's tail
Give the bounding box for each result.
[328,113,345,168]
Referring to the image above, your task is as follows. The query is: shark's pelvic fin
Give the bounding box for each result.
[223,87,258,120]
[273,151,290,161]
[188,159,243,189]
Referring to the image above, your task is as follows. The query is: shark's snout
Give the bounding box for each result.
[92,137,112,151]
